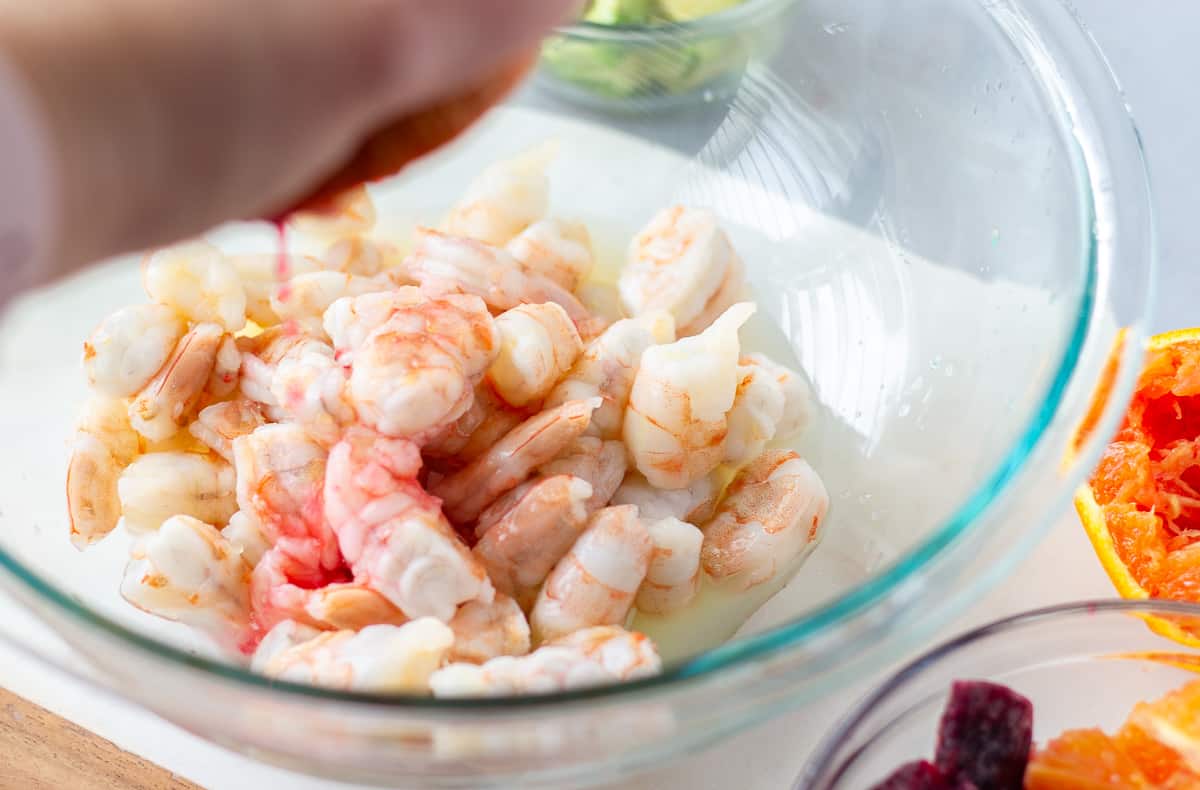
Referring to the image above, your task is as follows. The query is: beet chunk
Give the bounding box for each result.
[934,680,1033,790]
[869,760,954,789]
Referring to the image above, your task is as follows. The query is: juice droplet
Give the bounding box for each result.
[271,218,294,304]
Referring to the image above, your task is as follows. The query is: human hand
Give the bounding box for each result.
[0,0,578,282]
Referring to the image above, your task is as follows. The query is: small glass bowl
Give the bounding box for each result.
[538,0,797,112]
[801,600,1200,789]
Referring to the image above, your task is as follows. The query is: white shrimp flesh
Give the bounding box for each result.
[544,312,675,440]
[83,304,185,398]
[618,206,747,337]
[530,505,652,644]
[442,143,554,246]
[254,618,454,693]
[636,517,704,615]
[623,303,755,489]
[700,450,829,592]
[429,626,660,697]
[117,451,238,535]
[144,240,246,332]
[324,429,494,621]
[121,515,252,652]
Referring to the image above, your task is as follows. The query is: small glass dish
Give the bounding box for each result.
[801,600,1200,789]
[538,0,797,112]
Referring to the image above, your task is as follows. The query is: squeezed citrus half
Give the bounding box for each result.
[1075,329,1200,643]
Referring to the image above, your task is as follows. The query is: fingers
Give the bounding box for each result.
[369,0,582,114]
[0,0,582,279]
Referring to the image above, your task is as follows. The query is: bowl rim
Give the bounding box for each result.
[558,0,797,38]
[800,599,1200,788]
[0,0,1156,712]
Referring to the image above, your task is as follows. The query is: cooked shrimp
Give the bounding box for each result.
[222,510,271,567]
[67,396,141,548]
[209,335,242,399]
[346,290,499,440]
[544,313,675,440]
[537,437,627,512]
[270,341,355,446]
[472,475,593,609]
[442,142,554,246]
[431,398,601,525]
[618,206,747,337]
[529,505,652,644]
[577,281,624,327]
[505,218,593,292]
[271,271,394,338]
[117,451,238,535]
[121,515,251,652]
[407,228,594,331]
[323,288,424,355]
[324,429,494,621]
[700,450,829,592]
[742,353,812,441]
[723,361,786,468]
[320,237,394,278]
[144,241,246,331]
[237,328,332,420]
[250,548,406,633]
[429,626,660,697]
[303,583,409,630]
[471,478,537,540]
[233,423,339,574]
[623,303,755,489]
[422,382,530,467]
[636,517,703,615]
[487,303,583,407]
[129,323,225,441]
[250,620,321,673]
[190,400,267,462]
[229,253,321,328]
[83,304,185,398]
[610,471,721,525]
[447,594,531,664]
[288,184,377,240]
[255,619,454,693]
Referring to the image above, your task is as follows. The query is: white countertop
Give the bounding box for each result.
[6,2,1199,788]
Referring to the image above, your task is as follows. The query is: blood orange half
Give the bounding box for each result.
[1076,329,1200,644]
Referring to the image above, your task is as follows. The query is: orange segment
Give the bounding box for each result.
[1024,728,1150,789]
[1076,330,1200,643]
[1116,721,1197,786]
[1124,680,1200,776]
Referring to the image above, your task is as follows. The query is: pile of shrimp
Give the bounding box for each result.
[66,145,830,698]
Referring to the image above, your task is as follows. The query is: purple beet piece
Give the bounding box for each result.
[934,680,1033,790]
[869,760,952,789]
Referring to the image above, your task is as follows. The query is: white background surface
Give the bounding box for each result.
[5,3,1199,788]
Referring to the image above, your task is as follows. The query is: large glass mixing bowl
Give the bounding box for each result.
[0,0,1154,786]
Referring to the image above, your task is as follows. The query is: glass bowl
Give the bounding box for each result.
[537,0,797,112]
[800,601,1200,789]
[0,0,1153,786]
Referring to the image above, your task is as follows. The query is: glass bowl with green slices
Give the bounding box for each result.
[539,0,796,111]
